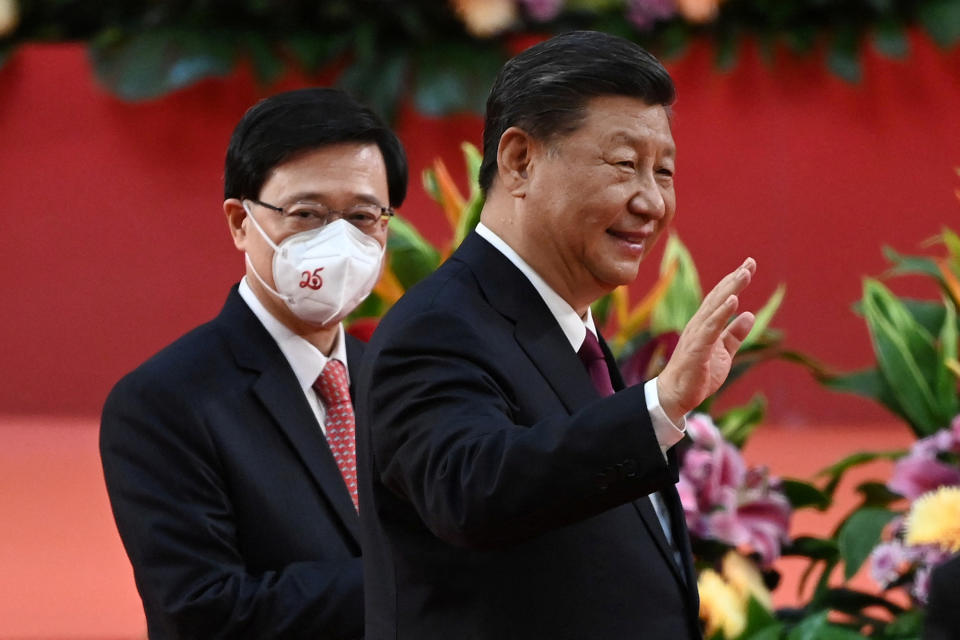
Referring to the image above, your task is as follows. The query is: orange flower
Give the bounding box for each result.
[0,0,19,37]
[450,0,517,38]
[675,0,722,23]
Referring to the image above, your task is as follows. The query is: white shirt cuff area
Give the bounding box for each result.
[643,377,686,457]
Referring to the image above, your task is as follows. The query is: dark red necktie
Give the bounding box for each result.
[313,360,359,511]
[577,330,615,397]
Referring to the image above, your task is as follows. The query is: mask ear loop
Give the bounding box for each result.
[242,200,292,303]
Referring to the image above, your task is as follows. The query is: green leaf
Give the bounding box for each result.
[741,595,780,638]
[880,609,924,637]
[339,49,408,123]
[942,227,960,266]
[919,0,960,47]
[650,234,702,334]
[782,536,838,561]
[89,29,237,101]
[837,507,898,580]
[883,247,944,281]
[452,143,485,248]
[935,297,960,419]
[818,367,909,423]
[0,44,13,69]
[826,28,862,83]
[244,33,284,85]
[285,32,351,73]
[855,481,902,508]
[747,625,785,640]
[786,612,864,640]
[863,279,948,434]
[872,21,909,59]
[901,298,949,336]
[815,450,904,499]
[781,480,831,511]
[461,142,483,200]
[413,43,503,116]
[592,293,614,329]
[814,587,905,616]
[715,395,766,448]
[742,284,786,349]
[387,217,440,290]
[658,22,690,61]
[714,28,739,72]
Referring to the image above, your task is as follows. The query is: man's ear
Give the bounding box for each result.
[223,198,248,251]
[496,126,536,197]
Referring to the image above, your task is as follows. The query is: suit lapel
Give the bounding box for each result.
[455,233,601,414]
[216,287,360,544]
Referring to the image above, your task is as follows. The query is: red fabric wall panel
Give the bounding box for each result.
[0,36,957,424]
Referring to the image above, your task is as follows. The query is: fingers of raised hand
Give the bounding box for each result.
[721,312,756,356]
[693,258,756,325]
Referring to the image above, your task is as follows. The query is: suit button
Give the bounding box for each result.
[621,459,638,478]
[595,467,616,491]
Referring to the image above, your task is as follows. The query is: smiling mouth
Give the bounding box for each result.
[607,230,650,253]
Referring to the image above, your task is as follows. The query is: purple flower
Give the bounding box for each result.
[706,491,792,565]
[912,564,933,603]
[870,542,908,587]
[621,331,680,387]
[887,456,960,500]
[679,412,792,564]
[627,0,677,31]
[518,0,563,22]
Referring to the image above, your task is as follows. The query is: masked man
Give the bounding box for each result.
[355,32,756,639]
[101,88,406,639]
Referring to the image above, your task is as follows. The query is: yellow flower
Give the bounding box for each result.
[450,0,517,38]
[905,485,960,552]
[698,568,746,639]
[722,550,773,611]
[698,552,773,639]
[0,0,19,37]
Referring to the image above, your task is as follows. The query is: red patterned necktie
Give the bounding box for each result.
[313,360,359,511]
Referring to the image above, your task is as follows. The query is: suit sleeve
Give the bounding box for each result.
[364,308,676,550]
[100,373,363,640]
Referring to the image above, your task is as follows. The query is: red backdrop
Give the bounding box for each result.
[1,35,958,425]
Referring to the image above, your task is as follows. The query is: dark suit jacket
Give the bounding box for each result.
[925,554,960,640]
[101,286,364,639]
[355,233,702,639]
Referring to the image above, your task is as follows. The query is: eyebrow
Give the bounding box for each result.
[283,192,385,206]
[608,131,676,156]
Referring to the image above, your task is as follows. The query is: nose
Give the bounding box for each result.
[627,172,666,220]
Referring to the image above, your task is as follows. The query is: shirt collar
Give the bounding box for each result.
[238,278,349,393]
[475,223,597,351]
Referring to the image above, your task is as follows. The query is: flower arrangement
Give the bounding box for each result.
[3,0,959,109]
[679,413,792,568]
[763,218,960,637]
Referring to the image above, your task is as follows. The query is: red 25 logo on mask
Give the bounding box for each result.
[299,267,324,290]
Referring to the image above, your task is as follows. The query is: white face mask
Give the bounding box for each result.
[243,201,385,326]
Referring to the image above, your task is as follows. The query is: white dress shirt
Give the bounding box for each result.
[238,277,349,436]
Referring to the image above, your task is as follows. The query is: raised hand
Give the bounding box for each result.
[656,258,757,424]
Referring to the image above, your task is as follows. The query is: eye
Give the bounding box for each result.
[615,160,636,169]
[287,206,325,220]
[657,167,675,178]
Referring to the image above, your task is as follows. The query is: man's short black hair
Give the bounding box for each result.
[225,87,408,206]
[479,30,676,194]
